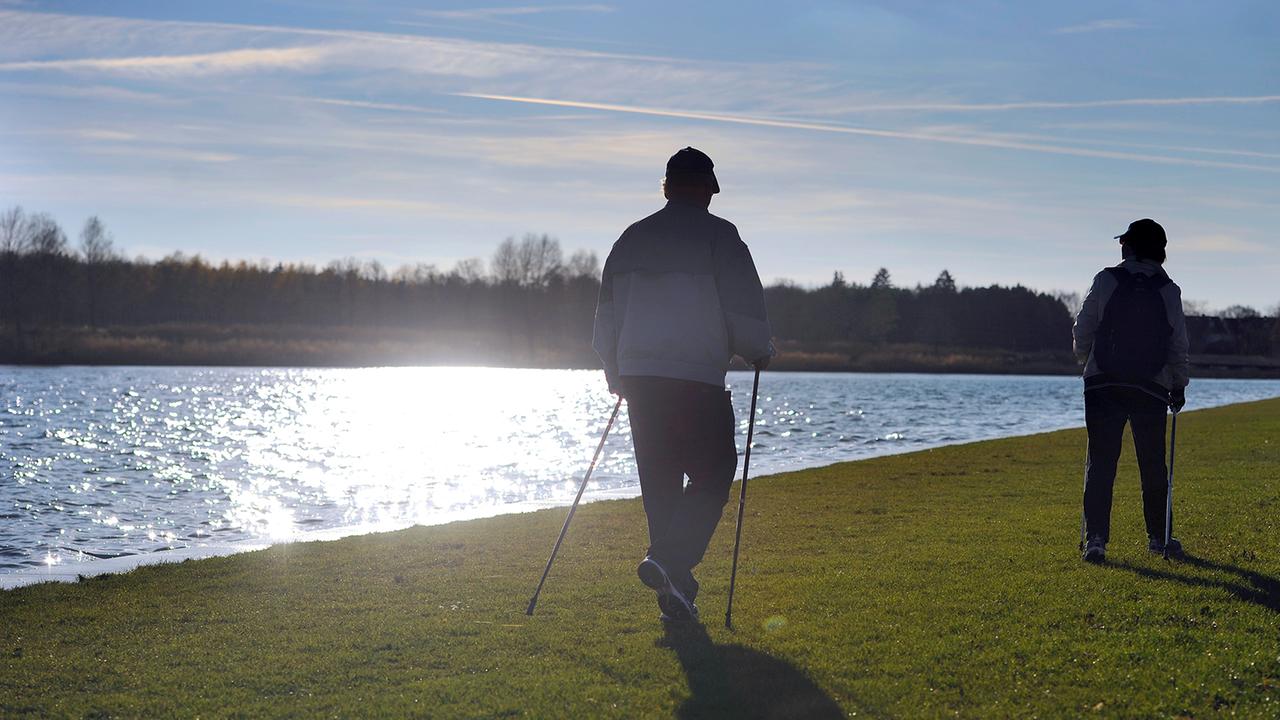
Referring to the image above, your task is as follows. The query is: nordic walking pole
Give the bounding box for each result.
[1163,410,1178,560]
[725,368,761,630]
[526,396,623,615]
[1079,442,1090,552]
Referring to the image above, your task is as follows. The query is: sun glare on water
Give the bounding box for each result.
[244,367,618,534]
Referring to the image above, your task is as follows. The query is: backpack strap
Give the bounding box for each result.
[1104,266,1133,286]
[1106,265,1171,289]
[1148,269,1172,290]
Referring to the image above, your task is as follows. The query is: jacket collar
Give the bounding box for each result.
[1118,258,1166,276]
[664,199,710,212]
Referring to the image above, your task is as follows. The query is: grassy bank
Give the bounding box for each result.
[2,400,1278,718]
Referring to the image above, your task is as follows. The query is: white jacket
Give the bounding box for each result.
[592,201,773,388]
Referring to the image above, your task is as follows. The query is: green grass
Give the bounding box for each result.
[3,399,1279,718]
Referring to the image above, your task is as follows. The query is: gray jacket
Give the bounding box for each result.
[592,201,773,388]
[1072,259,1190,392]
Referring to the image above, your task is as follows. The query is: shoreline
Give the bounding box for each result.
[0,488,649,590]
[7,390,1278,590]
[4,358,1277,379]
[5,398,1278,716]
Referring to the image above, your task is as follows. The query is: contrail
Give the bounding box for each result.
[831,95,1280,113]
[453,93,1280,173]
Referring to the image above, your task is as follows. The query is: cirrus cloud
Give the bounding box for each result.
[0,47,327,77]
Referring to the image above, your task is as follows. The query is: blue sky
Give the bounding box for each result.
[1,1,1277,311]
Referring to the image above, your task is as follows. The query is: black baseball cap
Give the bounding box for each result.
[665,146,719,194]
[1115,218,1167,262]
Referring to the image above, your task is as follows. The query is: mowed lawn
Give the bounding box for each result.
[2,398,1278,718]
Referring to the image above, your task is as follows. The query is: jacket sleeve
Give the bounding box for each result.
[1165,282,1190,389]
[714,227,774,363]
[1072,271,1105,365]
[591,248,620,390]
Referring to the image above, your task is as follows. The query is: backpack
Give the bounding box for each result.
[1094,267,1172,382]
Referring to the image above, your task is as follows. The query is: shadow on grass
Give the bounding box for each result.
[657,622,844,720]
[1108,553,1280,613]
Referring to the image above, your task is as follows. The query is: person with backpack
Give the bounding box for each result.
[1073,218,1190,563]
[592,147,774,622]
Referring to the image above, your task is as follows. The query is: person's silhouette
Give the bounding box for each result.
[1072,218,1190,563]
[592,147,774,622]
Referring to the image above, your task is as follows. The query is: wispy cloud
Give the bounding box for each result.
[83,145,239,163]
[827,95,1280,114]
[1180,234,1270,254]
[454,93,1280,173]
[1054,19,1146,35]
[0,9,827,109]
[416,5,615,21]
[280,95,445,115]
[0,47,326,76]
[269,194,453,213]
[78,129,137,141]
[0,81,177,104]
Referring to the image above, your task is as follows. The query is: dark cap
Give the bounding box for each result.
[665,146,720,194]
[1115,218,1167,262]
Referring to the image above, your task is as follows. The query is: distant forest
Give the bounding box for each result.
[2,205,1278,375]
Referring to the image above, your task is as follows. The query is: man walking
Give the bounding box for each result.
[592,147,774,622]
[1073,218,1190,563]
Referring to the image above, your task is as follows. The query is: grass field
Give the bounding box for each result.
[2,399,1278,718]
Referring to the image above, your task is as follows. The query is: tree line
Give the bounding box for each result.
[2,205,1276,367]
[0,207,601,363]
[767,269,1072,353]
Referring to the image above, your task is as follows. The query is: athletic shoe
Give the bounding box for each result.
[638,556,696,622]
[659,596,700,624]
[1082,537,1106,564]
[1149,536,1184,557]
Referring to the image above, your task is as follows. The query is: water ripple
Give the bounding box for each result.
[2,366,1279,572]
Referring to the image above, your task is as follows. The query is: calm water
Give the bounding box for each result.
[3,366,1279,574]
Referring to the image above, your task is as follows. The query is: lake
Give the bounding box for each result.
[3,366,1279,577]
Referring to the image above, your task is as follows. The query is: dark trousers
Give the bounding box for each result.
[1083,386,1170,544]
[621,376,738,601]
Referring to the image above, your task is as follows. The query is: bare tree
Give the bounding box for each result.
[491,234,564,288]
[80,216,118,327]
[0,206,25,332]
[23,213,68,255]
[79,216,117,263]
[565,250,599,279]
[452,258,485,284]
[0,206,27,253]
[393,263,439,284]
[517,233,563,288]
[1221,305,1261,319]
[360,259,387,282]
[491,237,521,285]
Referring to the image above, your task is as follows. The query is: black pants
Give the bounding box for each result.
[622,376,738,601]
[1083,386,1170,544]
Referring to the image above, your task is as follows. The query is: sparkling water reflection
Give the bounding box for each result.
[3,366,1278,573]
